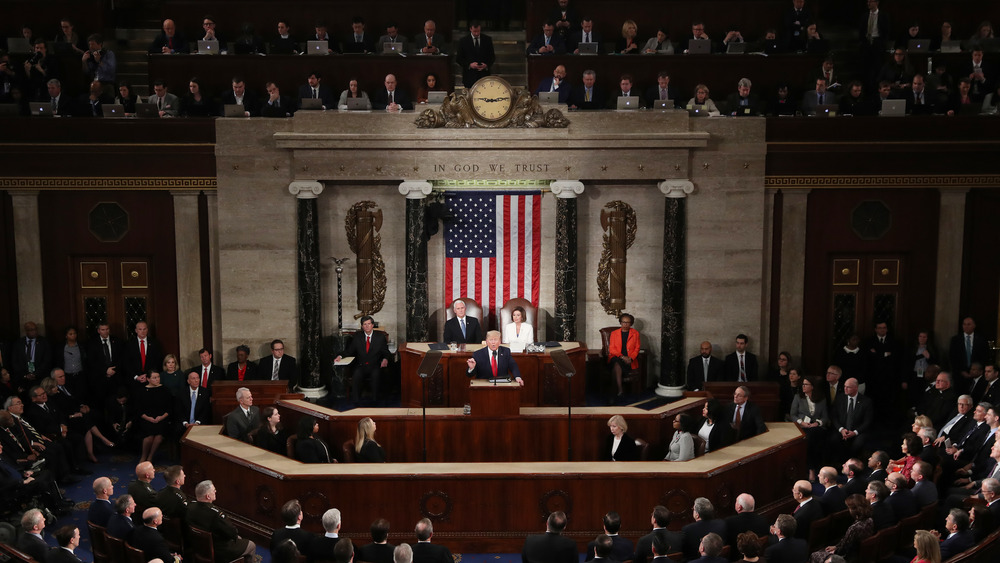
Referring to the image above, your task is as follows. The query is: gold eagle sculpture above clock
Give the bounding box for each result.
[414,76,570,129]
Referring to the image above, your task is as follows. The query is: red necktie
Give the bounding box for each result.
[739,355,746,381]
[140,340,146,370]
[491,351,498,377]
[366,335,371,353]
[201,367,209,388]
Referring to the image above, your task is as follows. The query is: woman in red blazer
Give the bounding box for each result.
[608,313,640,398]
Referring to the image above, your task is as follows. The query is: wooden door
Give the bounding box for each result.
[74,257,154,339]
[829,255,905,350]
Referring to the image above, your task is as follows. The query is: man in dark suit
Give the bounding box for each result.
[336,316,392,404]
[261,82,295,117]
[443,299,484,344]
[568,70,606,110]
[48,525,83,563]
[568,18,603,54]
[680,498,727,561]
[224,387,260,443]
[220,76,261,117]
[982,365,1000,406]
[372,73,413,111]
[298,72,335,110]
[724,493,769,546]
[521,511,576,563]
[842,458,868,497]
[342,17,377,54]
[467,331,523,385]
[723,334,759,382]
[726,386,767,442]
[357,517,394,563]
[606,74,646,109]
[886,472,918,520]
[527,22,566,56]
[940,508,975,559]
[791,480,823,539]
[950,317,990,383]
[584,511,634,562]
[10,321,53,387]
[956,48,994,101]
[189,348,223,390]
[84,322,123,398]
[16,508,49,563]
[866,481,897,530]
[132,508,176,563]
[830,378,874,458]
[148,19,189,54]
[258,339,298,390]
[910,461,939,507]
[534,64,572,103]
[858,0,890,82]
[724,79,763,116]
[456,22,496,89]
[644,72,680,108]
[272,500,317,556]
[412,518,452,563]
[129,461,158,513]
[106,494,136,540]
[88,476,115,526]
[416,20,446,55]
[687,341,724,391]
[124,321,164,381]
[903,75,937,116]
[923,370,959,429]
[763,514,807,563]
[690,532,727,563]
[634,505,682,563]
[816,467,847,514]
[307,508,343,562]
[587,534,617,562]
[177,371,211,430]
[649,530,680,562]
[867,451,889,484]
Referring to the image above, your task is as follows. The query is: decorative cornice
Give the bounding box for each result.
[0,177,216,190]
[765,175,1000,189]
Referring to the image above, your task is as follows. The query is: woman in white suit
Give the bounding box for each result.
[502,306,534,347]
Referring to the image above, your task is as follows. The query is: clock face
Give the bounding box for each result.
[470,77,513,122]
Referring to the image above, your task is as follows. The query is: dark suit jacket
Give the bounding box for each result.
[681,519,726,561]
[47,548,81,563]
[225,405,261,443]
[567,30,604,53]
[724,511,769,546]
[949,332,990,376]
[123,337,164,378]
[527,34,566,55]
[858,11,890,45]
[843,477,867,498]
[24,402,62,439]
[603,432,640,461]
[983,380,1000,407]
[724,93,763,116]
[10,336,54,380]
[723,351,759,381]
[107,513,135,540]
[272,527,316,556]
[188,364,224,390]
[535,77,572,103]
[220,90,262,116]
[148,32,189,54]
[307,535,339,562]
[867,468,888,483]
[940,529,975,559]
[871,500,896,530]
[469,346,522,381]
[296,436,332,463]
[132,525,173,563]
[443,316,484,344]
[763,537,808,563]
[341,33,376,54]
[819,485,847,514]
[372,88,414,110]
[412,541,453,563]
[261,95,295,117]
[521,532,577,563]
[17,533,49,563]
[297,84,335,109]
[686,355,723,390]
[341,330,391,373]
[793,498,824,539]
[634,529,683,563]
[726,401,767,441]
[456,33,496,89]
[225,361,259,382]
[585,534,633,562]
[912,480,938,507]
[88,498,115,527]
[256,355,298,390]
[831,392,874,435]
[606,90,646,109]
[887,489,918,520]
[644,85,680,107]
[568,84,606,110]
[357,542,395,563]
[176,385,211,426]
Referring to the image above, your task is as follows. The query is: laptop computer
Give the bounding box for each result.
[907,39,930,53]
[300,98,324,110]
[577,42,598,55]
[30,103,53,117]
[652,99,673,109]
[135,103,159,118]
[223,104,247,117]
[880,99,906,116]
[616,96,640,110]
[102,104,126,117]
[307,40,329,55]
[726,42,746,54]
[814,104,839,116]
[345,97,369,110]
[427,91,447,104]
[939,40,961,53]
[197,40,220,54]
[382,42,404,54]
[686,104,708,117]
[6,36,32,54]
[687,39,711,54]
[538,92,560,103]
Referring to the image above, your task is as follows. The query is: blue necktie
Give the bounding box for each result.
[189,390,197,423]
[460,318,466,338]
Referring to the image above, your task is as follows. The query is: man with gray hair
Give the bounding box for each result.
[695,532,726,563]
[17,508,48,563]
[132,507,175,563]
[443,299,483,344]
[569,70,605,110]
[225,387,259,443]
[393,543,413,563]
[44,78,73,116]
[764,514,806,563]
[412,518,452,563]
[725,77,761,116]
[186,480,256,562]
[724,493,769,546]
[308,508,342,561]
[982,477,1000,520]
[681,498,726,561]
[106,494,136,540]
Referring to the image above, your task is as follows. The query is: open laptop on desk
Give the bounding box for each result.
[345,97,369,110]
[939,40,961,53]
[686,104,708,117]
[616,96,640,110]
[223,104,248,117]
[907,39,930,53]
[538,92,560,103]
[299,98,323,110]
[427,91,447,104]
[135,103,159,118]
[577,42,598,55]
[382,42,404,54]
[687,39,711,54]
[6,37,31,54]
[880,99,906,116]
[814,104,839,116]
[197,40,220,54]
[306,40,329,55]
[30,103,53,117]
[102,104,127,117]
[726,42,746,54]
[651,99,673,109]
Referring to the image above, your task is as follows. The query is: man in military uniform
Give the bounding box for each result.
[187,480,257,562]
[155,465,188,520]
[128,461,157,520]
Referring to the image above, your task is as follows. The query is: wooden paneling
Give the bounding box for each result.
[0,0,107,37]
[0,192,18,341]
[961,189,1000,340]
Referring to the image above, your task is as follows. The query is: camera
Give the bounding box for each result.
[28,52,43,65]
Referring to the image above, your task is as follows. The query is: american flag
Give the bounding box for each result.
[444,191,541,324]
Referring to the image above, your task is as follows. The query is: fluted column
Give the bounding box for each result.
[289,180,325,396]
[658,180,694,398]
[400,181,433,342]
[550,180,585,341]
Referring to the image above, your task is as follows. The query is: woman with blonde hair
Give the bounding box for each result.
[912,530,941,563]
[617,20,639,54]
[604,414,639,461]
[355,416,385,462]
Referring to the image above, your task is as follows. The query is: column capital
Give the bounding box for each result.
[658,180,694,199]
[289,180,324,199]
[549,180,585,198]
[399,181,433,199]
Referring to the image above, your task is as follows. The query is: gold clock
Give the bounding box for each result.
[469,76,514,125]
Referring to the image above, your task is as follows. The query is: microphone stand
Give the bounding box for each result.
[551,349,576,461]
[416,351,442,463]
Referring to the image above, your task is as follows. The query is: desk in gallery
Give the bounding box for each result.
[181,397,805,552]
[400,342,588,409]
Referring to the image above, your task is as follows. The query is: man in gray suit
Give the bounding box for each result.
[801,77,832,115]
[225,387,260,443]
[148,80,179,117]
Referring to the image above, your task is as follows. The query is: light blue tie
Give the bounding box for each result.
[189,390,197,423]
[460,318,466,338]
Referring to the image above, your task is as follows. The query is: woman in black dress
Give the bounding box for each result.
[138,371,171,463]
[255,406,288,456]
[603,414,640,461]
[696,398,730,454]
[295,416,333,463]
[354,416,385,462]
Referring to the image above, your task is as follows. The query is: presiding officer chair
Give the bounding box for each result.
[499,298,537,338]
[445,297,483,323]
[599,326,648,394]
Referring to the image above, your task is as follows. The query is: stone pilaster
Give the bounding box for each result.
[658,180,694,398]
[934,189,970,352]
[290,181,325,395]
[776,189,811,362]
[8,190,45,330]
[400,181,433,343]
[550,180,585,341]
[171,191,203,368]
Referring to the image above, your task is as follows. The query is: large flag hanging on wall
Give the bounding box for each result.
[444,191,541,323]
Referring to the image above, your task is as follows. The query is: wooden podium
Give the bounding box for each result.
[468,379,521,417]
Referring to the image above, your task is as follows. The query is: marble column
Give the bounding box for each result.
[171,191,204,368]
[550,181,585,341]
[777,189,810,362]
[658,180,694,398]
[8,190,45,329]
[400,181,433,343]
[934,188,969,352]
[290,181,326,397]
[204,192,222,361]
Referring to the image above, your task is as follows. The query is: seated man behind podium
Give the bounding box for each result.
[443,299,484,344]
[336,316,391,404]
[466,331,523,386]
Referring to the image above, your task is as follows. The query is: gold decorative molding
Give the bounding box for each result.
[346,201,386,319]
[597,201,637,317]
[766,175,1000,189]
[0,177,217,190]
